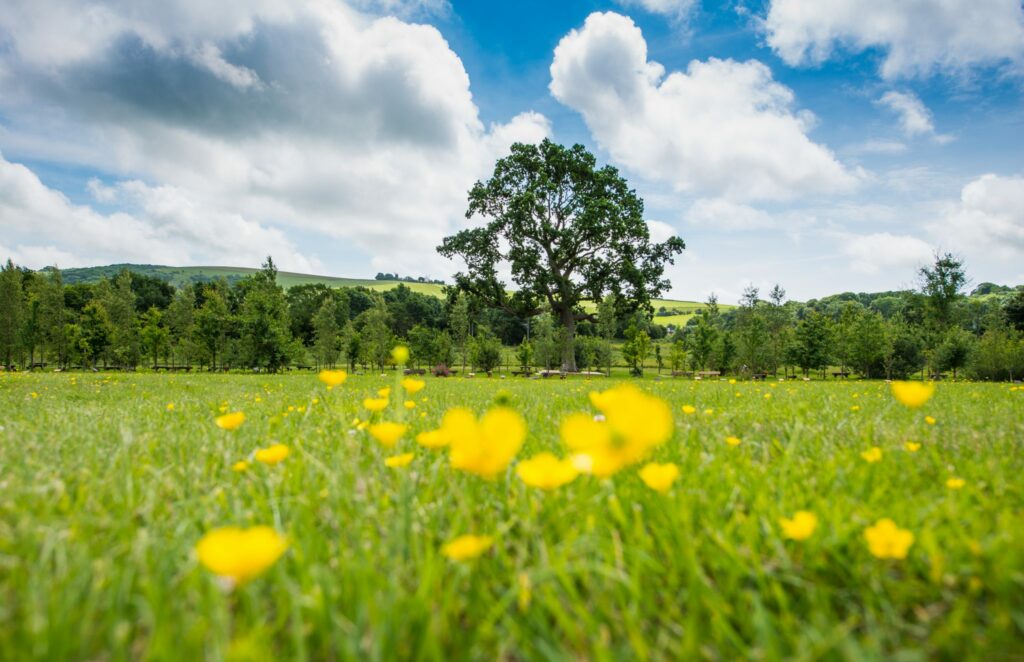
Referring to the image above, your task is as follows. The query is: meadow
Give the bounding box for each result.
[1,369,1021,660]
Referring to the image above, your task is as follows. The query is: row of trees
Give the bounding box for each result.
[1,252,1021,379]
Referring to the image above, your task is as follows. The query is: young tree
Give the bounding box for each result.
[105,271,141,368]
[849,311,888,378]
[688,310,718,372]
[165,286,196,366]
[0,260,25,368]
[919,252,967,331]
[312,297,341,367]
[439,139,685,372]
[621,322,651,377]
[765,284,793,376]
[516,338,534,372]
[792,311,831,377]
[669,338,687,374]
[449,292,471,372]
[935,327,973,379]
[597,293,618,375]
[195,288,231,370]
[238,257,293,372]
[470,326,503,374]
[359,294,393,371]
[140,307,170,366]
[36,268,67,367]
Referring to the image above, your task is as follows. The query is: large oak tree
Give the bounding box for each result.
[438,139,685,372]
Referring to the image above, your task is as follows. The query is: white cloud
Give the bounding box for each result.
[616,0,696,19]
[763,0,1024,78]
[842,232,934,274]
[0,1,550,275]
[645,219,678,243]
[549,12,859,203]
[877,91,934,137]
[0,151,320,271]
[848,139,907,155]
[686,198,776,231]
[930,174,1024,262]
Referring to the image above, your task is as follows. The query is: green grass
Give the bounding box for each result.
[1,372,1021,659]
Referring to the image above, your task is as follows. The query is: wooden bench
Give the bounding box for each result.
[831,371,850,378]
[152,365,193,372]
[403,368,427,376]
[694,371,721,379]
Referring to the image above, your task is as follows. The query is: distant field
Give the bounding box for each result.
[59,264,727,325]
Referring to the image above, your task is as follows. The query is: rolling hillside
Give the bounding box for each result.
[57,263,721,326]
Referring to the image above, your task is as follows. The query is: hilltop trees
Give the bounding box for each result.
[439,139,684,372]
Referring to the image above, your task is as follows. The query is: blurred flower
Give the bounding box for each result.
[385,453,415,468]
[865,519,914,559]
[779,511,818,541]
[725,436,742,447]
[404,400,416,410]
[363,398,389,412]
[946,477,965,489]
[166,403,175,411]
[890,381,935,409]
[401,378,425,394]
[196,526,288,585]
[215,411,246,431]
[925,416,937,425]
[516,452,579,490]
[392,346,410,365]
[255,444,289,465]
[368,422,408,448]
[904,442,921,452]
[564,385,673,478]
[377,387,391,398]
[232,460,250,472]
[682,405,696,415]
[448,407,526,478]
[861,447,882,463]
[639,462,679,493]
[416,428,450,449]
[318,370,347,387]
[442,534,493,561]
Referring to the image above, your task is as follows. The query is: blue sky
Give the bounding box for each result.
[1,0,1022,302]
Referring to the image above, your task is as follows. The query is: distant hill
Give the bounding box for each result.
[54,263,721,327]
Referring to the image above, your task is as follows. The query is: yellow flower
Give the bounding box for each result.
[516,452,579,490]
[946,477,965,489]
[385,452,415,468]
[890,381,935,409]
[392,346,410,365]
[368,422,408,448]
[639,462,680,493]
[404,400,416,409]
[215,411,246,431]
[729,379,737,384]
[416,428,450,449]
[704,408,714,416]
[401,377,425,394]
[861,447,882,463]
[255,444,289,465]
[447,407,526,479]
[725,436,742,447]
[565,385,673,478]
[904,441,921,452]
[925,416,937,425]
[166,403,175,411]
[779,511,818,541]
[442,534,493,561]
[196,526,288,585]
[232,460,250,472]
[682,405,696,415]
[864,519,914,559]
[377,387,391,398]
[850,405,860,412]
[363,397,389,412]
[318,369,347,387]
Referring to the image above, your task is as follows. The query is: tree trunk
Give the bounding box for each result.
[559,309,577,373]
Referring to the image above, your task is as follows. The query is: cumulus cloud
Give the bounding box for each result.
[0,0,549,274]
[549,12,859,202]
[842,232,934,274]
[0,151,319,271]
[763,0,1024,78]
[930,174,1024,262]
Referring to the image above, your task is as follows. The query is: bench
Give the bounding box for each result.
[694,371,721,379]
[152,365,193,372]
[831,371,850,378]
[403,368,427,376]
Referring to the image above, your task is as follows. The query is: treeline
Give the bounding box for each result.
[1,254,1022,380]
[661,256,1024,381]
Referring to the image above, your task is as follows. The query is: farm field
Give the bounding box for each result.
[1,371,1022,660]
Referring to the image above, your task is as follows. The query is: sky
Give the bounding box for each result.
[1,0,1022,303]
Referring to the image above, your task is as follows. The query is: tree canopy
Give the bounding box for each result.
[438,139,684,371]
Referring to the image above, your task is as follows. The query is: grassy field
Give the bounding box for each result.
[1,371,1021,660]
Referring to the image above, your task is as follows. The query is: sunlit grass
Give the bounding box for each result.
[0,371,1021,659]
